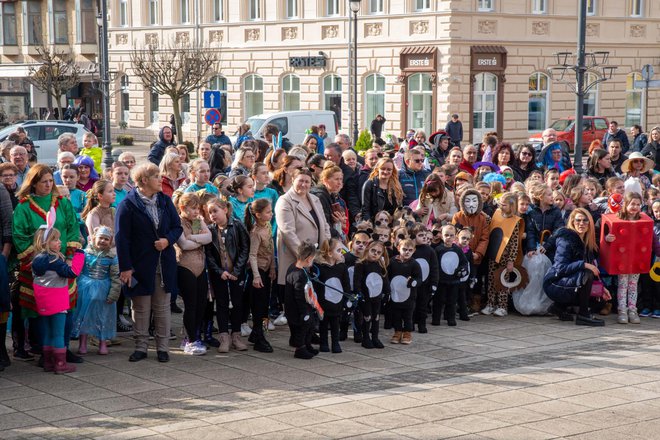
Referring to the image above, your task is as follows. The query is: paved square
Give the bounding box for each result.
[3,313,660,439]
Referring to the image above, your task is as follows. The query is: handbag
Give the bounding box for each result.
[590,279,605,298]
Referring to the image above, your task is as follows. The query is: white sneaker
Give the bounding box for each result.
[273,313,288,326]
[481,305,495,315]
[493,308,508,317]
[263,319,275,332]
[179,337,189,351]
[183,341,206,356]
[240,322,252,337]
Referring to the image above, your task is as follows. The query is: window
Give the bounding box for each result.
[365,74,386,127]
[119,0,129,26]
[249,0,261,20]
[528,72,549,131]
[630,0,642,16]
[327,0,339,16]
[149,0,158,25]
[150,91,159,125]
[1,3,17,45]
[473,72,498,141]
[625,72,642,128]
[244,75,264,118]
[586,0,596,15]
[180,0,189,23]
[213,0,223,21]
[584,72,598,117]
[182,94,190,124]
[25,1,42,45]
[79,0,96,44]
[323,75,342,129]
[286,0,298,18]
[370,0,384,13]
[208,75,228,124]
[52,0,68,44]
[408,73,433,135]
[478,0,494,11]
[531,0,546,14]
[282,75,300,111]
[415,0,430,11]
[120,75,130,123]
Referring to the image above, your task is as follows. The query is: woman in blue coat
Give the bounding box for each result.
[543,208,608,327]
[115,163,182,363]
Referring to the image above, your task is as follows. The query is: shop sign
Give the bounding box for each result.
[289,56,327,68]
[400,49,437,72]
[471,53,505,71]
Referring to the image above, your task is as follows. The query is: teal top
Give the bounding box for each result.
[184,182,219,196]
[113,187,127,208]
[229,196,253,224]
[69,188,87,222]
[254,186,279,237]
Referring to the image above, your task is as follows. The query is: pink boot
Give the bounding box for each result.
[98,340,108,355]
[42,346,54,372]
[53,348,76,374]
[78,334,88,355]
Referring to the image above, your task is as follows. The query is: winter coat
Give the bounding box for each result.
[310,184,345,239]
[115,189,182,297]
[603,129,630,154]
[399,163,430,206]
[631,133,648,153]
[525,205,566,253]
[205,218,250,281]
[147,126,176,165]
[275,189,331,284]
[543,227,596,304]
[205,132,232,147]
[32,250,85,316]
[444,120,463,144]
[339,163,361,220]
[451,189,491,265]
[641,141,660,172]
[410,191,457,229]
[360,178,398,221]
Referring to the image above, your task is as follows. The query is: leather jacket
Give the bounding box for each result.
[205,218,250,279]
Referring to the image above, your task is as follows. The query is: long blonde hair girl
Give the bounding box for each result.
[368,158,404,206]
[567,208,598,253]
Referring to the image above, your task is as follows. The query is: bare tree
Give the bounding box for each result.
[130,38,219,144]
[28,44,81,119]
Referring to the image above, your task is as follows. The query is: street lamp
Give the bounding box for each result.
[546,0,616,173]
[96,0,113,170]
[349,0,360,144]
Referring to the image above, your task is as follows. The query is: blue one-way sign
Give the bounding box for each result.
[203,90,222,109]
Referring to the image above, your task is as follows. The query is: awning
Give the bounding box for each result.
[400,46,437,55]
[471,45,508,54]
[0,64,36,78]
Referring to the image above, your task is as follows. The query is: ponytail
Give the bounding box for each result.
[244,198,271,232]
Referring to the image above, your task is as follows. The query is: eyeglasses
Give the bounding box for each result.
[213,127,221,130]
[1,174,15,178]
[521,152,533,157]
[413,159,424,164]
[574,218,589,224]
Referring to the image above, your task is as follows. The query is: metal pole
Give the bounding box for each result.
[573,0,587,173]
[99,0,113,170]
[643,79,649,132]
[352,10,359,144]
[195,0,201,145]
[348,12,353,139]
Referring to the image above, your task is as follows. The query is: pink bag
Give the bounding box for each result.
[590,280,605,298]
[33,285,70,316]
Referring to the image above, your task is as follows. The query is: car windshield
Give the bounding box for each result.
[550,119,574,132]
[0,125,18,140]
[245,117,266,135]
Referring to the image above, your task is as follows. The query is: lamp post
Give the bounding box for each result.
[349,0,360,144]
[547,0,615,173]
[97,0,113,170]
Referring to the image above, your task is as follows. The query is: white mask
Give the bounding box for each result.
[464,194,479,215]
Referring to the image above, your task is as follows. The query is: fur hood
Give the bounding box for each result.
[458,188,483,216]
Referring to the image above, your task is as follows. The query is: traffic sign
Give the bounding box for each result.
[204,108,221,126]
[634,80,660,89]
[641,64,654,81]
[203,90,222,109]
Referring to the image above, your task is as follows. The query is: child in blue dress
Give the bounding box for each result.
[72,226,120,355]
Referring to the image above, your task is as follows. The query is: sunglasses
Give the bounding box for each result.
[521,152,533,157]
[375,220,389,226]
[574,218,589,224]
[413,159,424,164]
[396,233,407,239]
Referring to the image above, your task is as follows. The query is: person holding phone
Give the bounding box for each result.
[310,163,347,240]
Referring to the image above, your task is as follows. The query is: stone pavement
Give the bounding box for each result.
[3,311,660,439]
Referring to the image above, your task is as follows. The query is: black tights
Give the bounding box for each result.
[319,315,340,344]
[578,271,594,317]
[177,267,208,341]
[249,269,271,339]
[391,307,414,332]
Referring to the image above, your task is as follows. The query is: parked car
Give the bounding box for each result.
[0,120,91,166]
[230,110,339,146]
[529,116,609,152]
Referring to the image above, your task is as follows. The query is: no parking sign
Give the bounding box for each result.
[204,108,221,126]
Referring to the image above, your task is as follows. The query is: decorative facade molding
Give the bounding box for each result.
[116,33,128,45]
[210,30,224,43]
[175,32,190,45]
[586,23,600,37]
[411,21,429,35]
[246,28,260,41]
[145,33,158,46]
[478,20,496,34]
[365,23,382,37]
[630,24,646,38]
[282,27,298,40]
[322,25,338,39]
[532,21,549,35]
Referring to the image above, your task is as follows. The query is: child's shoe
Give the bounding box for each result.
[78,334,88,355]
[42,346,54,372]
[273,312,287,326]
[401,331,412,345]
[183,341,206,356]
[639,308,652,317]
[253,337,273,353]
[53,348,76,374]
[652,310,660,318]
[372,338,384,349]
[481,305,495,315]
[217,332,230,353]
[294,347,314,359]
[179,337,189,351]
[447,319,457,327]
[240,323,252,337]
[417,321,428,333]
[361,338,374,349]
[493,308,507,317]
[629,309,641,324]
[231,332,248,351]
[390,331,402,344]
[98,340,109,355]
[617,310,629,324]
[305,345,319,356]
[599,302,612,316]
[331,340,342,353]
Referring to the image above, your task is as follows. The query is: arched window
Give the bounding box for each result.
[282,74,300,111]
[625,72,642,127]
[528,72,549,131]
[364,73,385,127]
[208,75,228,124]
[120,75,129,123]
[323,74,342,128]
[584,72,598,116]
[244,74,263,118]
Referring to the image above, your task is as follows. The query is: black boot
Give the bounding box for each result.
[253,331,273,353]
[339,313,349,342]
[319,322,330,353]
[330,321,341,353]
[203,320,220,347]
[353,313,363,343]
[371,320,384,349]
[361,321,373,349]
[0,323,10,368]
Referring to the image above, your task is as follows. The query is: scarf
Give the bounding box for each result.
[137,188,160,230]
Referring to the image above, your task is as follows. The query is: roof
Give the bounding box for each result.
[471,45,508,54]
[400,46,437,55]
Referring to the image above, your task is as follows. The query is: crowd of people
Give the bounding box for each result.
[0,115,657,373]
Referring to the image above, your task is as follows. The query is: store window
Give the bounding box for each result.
[407,73,433,135]
[528,72,549,131]
[208,75,228,124]
[473,72,497,141]
[625,72,642,128]
[120,75,130,123]
[53,0,68,44]
[1,3,17,45]
[365,74,386,127]
[584,72,598,116]
[282,75,300,111]
[244,74,264,118]
[26,1,42,44]
[323,74,342,128]
[370,0,384,14]
[79,0,96,44]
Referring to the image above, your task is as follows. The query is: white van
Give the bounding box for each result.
[234,110,339,146]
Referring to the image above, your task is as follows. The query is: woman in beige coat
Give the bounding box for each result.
[276,168,331,286]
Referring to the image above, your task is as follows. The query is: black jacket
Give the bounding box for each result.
[632,133,648,153]
[284,266,314,326]
[543,227,596,302]
[310,184,342,239]
[205,218,250,280]
[339,163,361,220]
[353,260,389,299]
[525,205,565,253]
[641,141,660,172]
[603,129,630,154]
[360,178,397,221]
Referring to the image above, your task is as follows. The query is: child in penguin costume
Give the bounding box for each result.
[434,224,469,326]
[388,238,422,344]
[353,241,390,349]
[410,223,439,333]
[340,231,369,342]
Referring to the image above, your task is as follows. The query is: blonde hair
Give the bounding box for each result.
[568,208,598,253]
[368,158,404,205]
[316,238,343,265]
[359,240,389,275]
[498,192,519,216]
[33,227,64,261]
